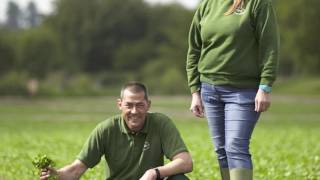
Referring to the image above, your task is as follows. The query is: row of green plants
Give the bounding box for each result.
[0,70,189,96]
[1,71,320,96]
[0,96,319,179]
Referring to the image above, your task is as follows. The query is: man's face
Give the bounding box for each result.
[117,89,151,132]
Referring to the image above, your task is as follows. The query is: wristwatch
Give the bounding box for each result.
[259,84,272,93]
[154,168,161,180]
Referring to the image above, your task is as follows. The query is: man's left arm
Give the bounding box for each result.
[139,151,192,180]
[140,115,193,180]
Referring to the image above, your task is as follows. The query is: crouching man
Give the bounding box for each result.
[40,82,192,180]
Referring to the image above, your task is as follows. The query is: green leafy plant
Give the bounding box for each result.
[32,154,57,180]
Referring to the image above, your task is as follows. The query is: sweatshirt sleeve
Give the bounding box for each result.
[186,6,203,93]
[254,0,280,86]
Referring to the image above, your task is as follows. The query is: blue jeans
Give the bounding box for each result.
[201,83,260,169]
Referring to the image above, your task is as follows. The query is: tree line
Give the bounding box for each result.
[0,0,319,96]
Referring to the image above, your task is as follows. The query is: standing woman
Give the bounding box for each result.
[186,0,279,179]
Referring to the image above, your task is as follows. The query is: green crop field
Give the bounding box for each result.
[0,95,319,180]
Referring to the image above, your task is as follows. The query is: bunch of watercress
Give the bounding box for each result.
[32,154,57,180]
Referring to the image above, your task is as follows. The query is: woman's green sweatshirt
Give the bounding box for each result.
[186,0,280,93]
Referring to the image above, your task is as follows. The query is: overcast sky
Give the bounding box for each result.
[0,0,200,22]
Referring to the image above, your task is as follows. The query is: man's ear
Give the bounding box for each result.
[117,99,122,110]
[147,100,151,109]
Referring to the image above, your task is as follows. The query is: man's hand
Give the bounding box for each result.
[255,89,271,112]
[39,160,87,180]
[40,167,58,180]
[139,169,157,180]
[140,152,192,180]
[190,91,204,118]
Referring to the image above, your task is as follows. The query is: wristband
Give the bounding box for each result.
[259,84,272,93]
[154,168,161,180]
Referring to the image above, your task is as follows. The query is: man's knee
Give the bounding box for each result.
[166,174,189,180]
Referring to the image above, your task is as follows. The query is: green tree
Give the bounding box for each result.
[26,1,41,27]
[0,31,16,75]
[84,0,149,72]
[275,0,320,75]
[5,1,22,29]
[45,0,99,73]
[19,27,60,78]
[47,0,149,73]
[296,0,320,74]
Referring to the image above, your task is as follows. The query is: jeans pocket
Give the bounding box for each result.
[236,90,257,105]
[201,83,219,104]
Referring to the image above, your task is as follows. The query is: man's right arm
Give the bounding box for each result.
[40,159,88,180]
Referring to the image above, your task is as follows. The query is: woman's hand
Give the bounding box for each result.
[255,89,271,112]
[190,91,204,118]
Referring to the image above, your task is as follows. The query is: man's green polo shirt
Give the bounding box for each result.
[77,112,188,180]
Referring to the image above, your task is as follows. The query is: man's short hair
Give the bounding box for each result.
[120,82,149,100]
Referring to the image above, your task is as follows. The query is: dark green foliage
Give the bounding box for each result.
[275,0,320,75]
[19,27,60,78]
[0,0,194,95]
[0,33,15,75]
[0,0,319,96]
[0,71,28,95]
